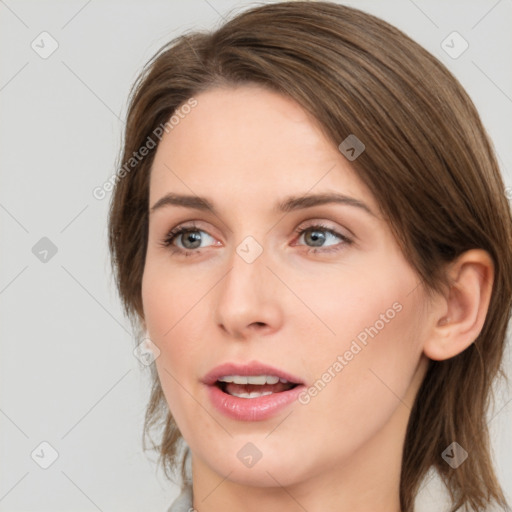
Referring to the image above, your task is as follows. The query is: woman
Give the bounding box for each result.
[108,2,512,511]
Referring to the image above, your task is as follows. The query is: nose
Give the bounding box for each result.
[213,245,284,340]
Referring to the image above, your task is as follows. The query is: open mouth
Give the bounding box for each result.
[215,375,299,399]
[204,365,305,420]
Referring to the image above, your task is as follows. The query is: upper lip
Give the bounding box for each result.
[202,361,304,386]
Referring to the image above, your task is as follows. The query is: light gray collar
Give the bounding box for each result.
[167,484,193,512]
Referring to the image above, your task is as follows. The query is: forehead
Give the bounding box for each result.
[149,85,377,214]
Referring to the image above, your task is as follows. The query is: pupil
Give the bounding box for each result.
[183,230,202,249]
[306,229,325,247]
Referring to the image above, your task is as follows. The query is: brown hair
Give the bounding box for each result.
[108,2,512,510]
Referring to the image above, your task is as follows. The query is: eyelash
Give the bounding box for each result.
[159,222,353,257]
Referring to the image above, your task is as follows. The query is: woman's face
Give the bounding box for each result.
[142,85,431,489]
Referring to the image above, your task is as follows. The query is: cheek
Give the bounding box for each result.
[141,266,202,424]
[288,260,413,366]
[295,264,422,428]
[141,260,203,337]
[142,269,207,439]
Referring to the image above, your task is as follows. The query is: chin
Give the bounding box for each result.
[196,444,312,488]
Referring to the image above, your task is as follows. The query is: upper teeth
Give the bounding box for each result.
[218,375,288,385]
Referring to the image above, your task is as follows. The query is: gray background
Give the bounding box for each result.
[0,0,511,510]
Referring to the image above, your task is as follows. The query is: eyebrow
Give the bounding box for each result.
[150,192,375,217]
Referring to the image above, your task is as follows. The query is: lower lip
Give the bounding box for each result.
[206,384,305,421]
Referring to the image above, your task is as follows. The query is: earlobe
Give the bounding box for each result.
[423,249,494,361]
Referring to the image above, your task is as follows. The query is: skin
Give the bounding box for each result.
[141,84,494,512]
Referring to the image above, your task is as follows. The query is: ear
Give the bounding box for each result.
[423,249,494,361]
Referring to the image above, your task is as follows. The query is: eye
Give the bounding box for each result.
[294,223,352,253]
[159,221,353,257]
[160,222,217,255]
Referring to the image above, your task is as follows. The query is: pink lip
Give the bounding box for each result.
[202,361,305,422]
